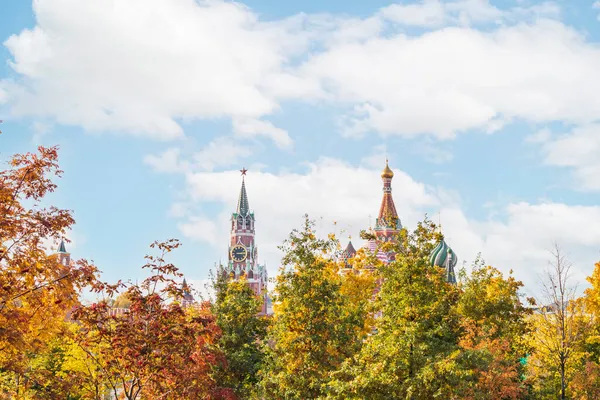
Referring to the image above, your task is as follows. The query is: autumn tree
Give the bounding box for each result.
[73,240,233,400]
[0,145,99,396]
[566,261,600,399]
[326,219,462,399]
[336,248,378,339]
[454,262,532,399]
[257,215,368,399]
[0,320,111,400]
[526,245,591,399]
[583,261,600,359]
[211,274,268,398]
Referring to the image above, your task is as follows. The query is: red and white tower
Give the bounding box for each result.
[374,159,401,241]
[364,160,402,263]
[225,168,269,315]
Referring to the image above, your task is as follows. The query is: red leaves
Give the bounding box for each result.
[71,242,229,399]
[0,145,102,383]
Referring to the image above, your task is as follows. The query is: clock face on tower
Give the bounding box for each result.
[230,245,247,262]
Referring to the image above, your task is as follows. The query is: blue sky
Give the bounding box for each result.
[2,0,600,297]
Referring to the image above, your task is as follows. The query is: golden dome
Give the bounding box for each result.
[381,159,394,179]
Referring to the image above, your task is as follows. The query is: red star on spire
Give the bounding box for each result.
[240,167,248,176]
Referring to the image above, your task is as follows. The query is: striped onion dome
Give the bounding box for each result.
[430,238,458,284]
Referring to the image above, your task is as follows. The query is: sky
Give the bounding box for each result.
[2,0,600,299]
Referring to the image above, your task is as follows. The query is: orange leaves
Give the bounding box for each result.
[72,241,230,399]
[0,145,100,385]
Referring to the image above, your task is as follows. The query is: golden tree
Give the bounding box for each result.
[0,145,99,396]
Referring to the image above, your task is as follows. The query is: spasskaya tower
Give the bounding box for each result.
[225,168,269,315]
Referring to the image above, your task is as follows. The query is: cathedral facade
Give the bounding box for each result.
[339,160,458,284]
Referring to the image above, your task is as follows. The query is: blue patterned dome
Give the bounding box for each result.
[429,238,458,284]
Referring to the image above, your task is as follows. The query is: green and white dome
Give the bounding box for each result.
[429,237,457,284]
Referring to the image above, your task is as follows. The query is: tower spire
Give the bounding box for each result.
[58,239,67,253]
[236,168,250,216]
[56,238,71,266]
[375,159,400,233]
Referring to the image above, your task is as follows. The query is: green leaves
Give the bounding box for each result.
[212,276,267,398]
[259,215,367,400]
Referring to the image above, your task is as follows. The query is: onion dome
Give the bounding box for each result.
[381,159,394,179]
[430,238,458,284]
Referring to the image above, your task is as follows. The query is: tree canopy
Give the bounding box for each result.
[2,145,600,400]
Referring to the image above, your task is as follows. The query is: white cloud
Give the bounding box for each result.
[300,18,600,139]
[169,159,600,296]
[512,2,561,20]
[3,0,598,147]
[167,202,189,218]
[144,148,188,173]
[31,120,52,143]
[145,136,253,174]
[193,136,254,170]
[413,140,454,164]
[540,124,600,191]
[232,118,292,149]
[0,84,7,104]
[178,216,219,246]
[472,202,600,285]
[525,128,552,143]
[360,144,388,168]
[2,0,306,141]
[379,0,503,28]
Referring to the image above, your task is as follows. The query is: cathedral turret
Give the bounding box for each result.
[375,160,401,241]
[430,236,458,284]
[339,238,357,269]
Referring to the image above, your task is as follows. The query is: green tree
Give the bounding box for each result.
[526,245,591,399]
[454,262,532,399]
[258,215,368,399]
[326,219,461,399]
[212,275,267,398]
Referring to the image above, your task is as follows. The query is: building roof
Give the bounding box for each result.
[430,237,458,284]
[343,241,356,258]
[381,159,394,179]
[57,239,68,254]
[376,161,401,231]
[236,176,250,217]
[377,194,399,229]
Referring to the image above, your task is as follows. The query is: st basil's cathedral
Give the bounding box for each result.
[55,160,458,314]
[335,160,458,284]
[220,160,458,315]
